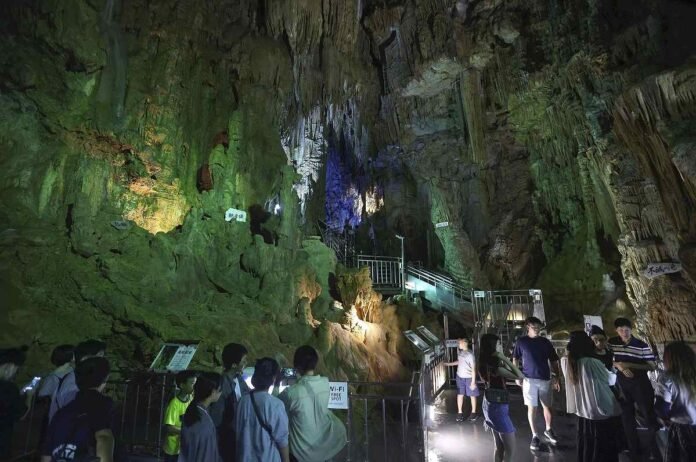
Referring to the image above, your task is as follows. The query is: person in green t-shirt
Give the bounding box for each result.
[279,346,347,462]
[163,370,197,461]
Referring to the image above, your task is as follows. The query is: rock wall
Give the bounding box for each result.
[1,0,695,376]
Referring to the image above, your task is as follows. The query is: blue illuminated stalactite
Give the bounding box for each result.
[325,140,362,232]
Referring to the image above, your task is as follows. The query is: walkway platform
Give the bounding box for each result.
[427,389,639,462]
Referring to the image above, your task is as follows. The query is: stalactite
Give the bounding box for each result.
[461,70,487,165]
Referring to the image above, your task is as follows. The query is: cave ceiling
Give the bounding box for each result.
[1,0,696,370]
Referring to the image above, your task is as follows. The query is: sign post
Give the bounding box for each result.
[328,382,349,410]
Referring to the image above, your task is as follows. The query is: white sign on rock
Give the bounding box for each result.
[225,208,247,223]
[435,221,449,228]
[583,315,603,336]
[643,262,681,279]
[328,382,349,410]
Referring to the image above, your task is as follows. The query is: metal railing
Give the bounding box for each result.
[12,374,423,462]
[346,377,423,462]
[356,255,403,291]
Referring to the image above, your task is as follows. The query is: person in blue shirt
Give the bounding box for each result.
[608,317,658,459]
[235,358,289,462]
[513,316,561,451]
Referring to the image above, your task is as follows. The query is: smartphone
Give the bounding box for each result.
[21,376,41,393]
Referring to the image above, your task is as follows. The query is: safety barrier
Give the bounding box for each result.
[356,255,403,292]
[11,374,423,462]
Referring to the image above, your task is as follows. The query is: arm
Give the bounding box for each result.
[470,365,477,390]
[497,354,524,380]
[279,445,290,462]
[617,361,656,372]
[551,360,561,391]
[443,361,458,367]
[165,424,181,435]
[94,428,115,462]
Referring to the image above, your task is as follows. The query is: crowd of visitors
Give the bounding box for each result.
[447,316,696,462]
[0,342,347,462]
[2,316,695,461]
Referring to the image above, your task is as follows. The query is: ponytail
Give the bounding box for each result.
[182,372,222,427]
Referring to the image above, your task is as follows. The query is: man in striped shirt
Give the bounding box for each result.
[608,317,658,459]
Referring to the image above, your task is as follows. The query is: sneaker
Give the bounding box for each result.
[467,413,480,422]
[544,429,559,445]
[455,413,464,422]
[530,435,541,450]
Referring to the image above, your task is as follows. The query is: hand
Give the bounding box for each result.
[552,376,560,392]
[616,363,634,378]
[515,379,523,387]
[470,381,477,391]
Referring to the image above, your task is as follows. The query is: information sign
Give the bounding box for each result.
[403,330,431,352]
[328,382,349,409]
[435,222,449,228]
[445,339,459,348]
[150,344,198,372]
[583,315,603,335]
[225,208,247,222]
[416,326,441,346]
[474,290,486,298]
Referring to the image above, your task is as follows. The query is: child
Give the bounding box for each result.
[163,370,197,462]
[444,338,480,421]
[180,372,223,462]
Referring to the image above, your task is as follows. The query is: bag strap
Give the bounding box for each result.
[54,372,71,411]
[249,391,275,441]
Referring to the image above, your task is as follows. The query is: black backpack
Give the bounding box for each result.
[49,410,99,462]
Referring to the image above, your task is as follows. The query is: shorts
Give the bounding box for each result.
[456,376,480,397]
[483,397,515,433]
[522,378,553,407]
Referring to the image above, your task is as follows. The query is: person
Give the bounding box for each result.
[236,358,289,462]
[0,347,29,461]
[608,317,658,459]
[209,342,250,462]
[589,326,614,372]
[443,338,480,422]
[561,331,622,462]
[478,333,524,462]
[37,345,75,401]
[49,339,106,423]
[279,346,347,461]
[163,371,198,462]
[512,316,561,450]
[654,341,696,461]
[41,356,115,462]
[179,372,223,462]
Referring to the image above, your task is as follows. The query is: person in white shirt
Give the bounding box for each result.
[561,331,622,462]
[654,341,696,461]
[444,338,480,422]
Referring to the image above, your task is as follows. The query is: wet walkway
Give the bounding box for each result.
[426,388,637,462]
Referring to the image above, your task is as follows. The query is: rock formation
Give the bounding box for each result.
[1,0,695,375]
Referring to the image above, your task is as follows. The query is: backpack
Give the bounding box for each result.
[49,410,99,462]
[220,373,248,430]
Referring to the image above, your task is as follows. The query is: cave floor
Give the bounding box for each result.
[427,388,641,462]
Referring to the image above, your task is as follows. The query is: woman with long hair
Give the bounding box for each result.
[561,331,622,462]
[477,333,524,462]
[656,341,696,461]
[179,372,223,462]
